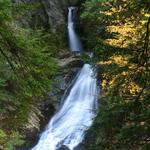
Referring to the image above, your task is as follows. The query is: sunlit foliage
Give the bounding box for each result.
[81,0,150,149]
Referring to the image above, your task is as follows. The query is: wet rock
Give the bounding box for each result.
[74,143,86,150]
[57,145,70,150]
[16,101,56,149]
[57,58,83,69]
[48,54,84,109]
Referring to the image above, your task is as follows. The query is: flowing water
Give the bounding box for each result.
[31,7,98,150]
[68,7,83,52]
[32,64,97,150]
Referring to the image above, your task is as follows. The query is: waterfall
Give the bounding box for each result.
[31,7,98,150]
[68,7,83,52]
[32,64,97,150]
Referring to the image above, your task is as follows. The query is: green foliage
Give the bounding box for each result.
[0,0,12,22]
[0,0,65,148]
[81,0,150,149]
[0,129,25,150]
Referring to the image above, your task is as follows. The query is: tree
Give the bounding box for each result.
[0,0,64,148]
[81,0,150,149]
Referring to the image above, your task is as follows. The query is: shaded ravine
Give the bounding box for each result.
[31,7,98,150]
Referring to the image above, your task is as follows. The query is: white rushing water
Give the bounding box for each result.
[68,7,83,52]
[31,6,98,150]
[32,64,97,150]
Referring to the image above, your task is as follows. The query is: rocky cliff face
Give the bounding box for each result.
[13,0,83,30]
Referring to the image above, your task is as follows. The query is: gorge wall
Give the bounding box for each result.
[11,1,85,149]
[12,0,84,29]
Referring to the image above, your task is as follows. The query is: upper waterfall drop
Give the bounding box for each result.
[68,7,83,52]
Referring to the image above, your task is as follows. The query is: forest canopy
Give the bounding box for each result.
[0,0,65,148]
[81,0,150,149]
[0,0,149,149]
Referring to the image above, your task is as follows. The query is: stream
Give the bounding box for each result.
[31,7,98,150]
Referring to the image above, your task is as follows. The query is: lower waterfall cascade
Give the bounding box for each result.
[31,6,98,150]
